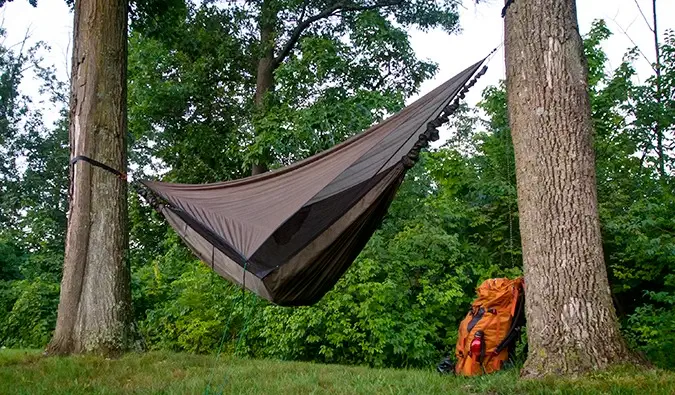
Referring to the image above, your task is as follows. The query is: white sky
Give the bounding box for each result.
[1,0,673,135]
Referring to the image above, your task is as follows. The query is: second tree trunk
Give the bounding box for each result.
[503,0,637,377]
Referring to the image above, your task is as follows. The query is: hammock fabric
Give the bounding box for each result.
[140,58,487,306]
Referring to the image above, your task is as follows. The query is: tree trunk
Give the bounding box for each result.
[503,0,638,377]
[651,0,665,178]
[47,0,132,356]
[251,0,277,176]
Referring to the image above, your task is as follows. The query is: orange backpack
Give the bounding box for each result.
[454,277,525,376]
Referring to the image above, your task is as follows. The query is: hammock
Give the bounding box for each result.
[140,58,487,306]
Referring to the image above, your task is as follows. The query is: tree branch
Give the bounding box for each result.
[651,0,664,178]
[609,16,658,74]
[632,0,654,33]
[272,0,404,69]
[371,62,393,90]
[299,0,309,23]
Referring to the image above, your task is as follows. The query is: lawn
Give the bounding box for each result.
[1,349,673,394]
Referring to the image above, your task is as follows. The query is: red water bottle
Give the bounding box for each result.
[470,331,484,360]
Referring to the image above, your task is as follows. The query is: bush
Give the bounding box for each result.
[138,262,248,354]
[0,278,60,348]
[625,276,675,369]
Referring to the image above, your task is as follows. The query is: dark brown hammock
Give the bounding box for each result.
[140,58,487,306]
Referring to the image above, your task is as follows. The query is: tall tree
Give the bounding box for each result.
[503,0,637,376]
[235,0,460,174]
[627,0,673,178]
[651,0,665,178]
[47,0,132,355]
[126,2,455,182]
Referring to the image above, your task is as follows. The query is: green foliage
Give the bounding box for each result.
[129,0,187,39]
[249,2,444,170]
[127,1,455,180]
[138,262,244,354]
[127,4,254,183]
[625,277,675,369]
[0,238,23,281]
[627,30,675,176]
[0,26,67,349]
[0,279,59,348]
[255,23,429,167]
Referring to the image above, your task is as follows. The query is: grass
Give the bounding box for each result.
[1,349,673,394]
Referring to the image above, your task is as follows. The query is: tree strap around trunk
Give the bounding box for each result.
[70,155,127,180]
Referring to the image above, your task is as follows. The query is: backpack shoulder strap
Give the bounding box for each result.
[494,289,525,354]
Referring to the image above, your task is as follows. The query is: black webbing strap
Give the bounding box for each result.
[501,0,515,17]
[70,155,127,180]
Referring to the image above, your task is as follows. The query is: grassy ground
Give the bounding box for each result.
[1,349,673,394]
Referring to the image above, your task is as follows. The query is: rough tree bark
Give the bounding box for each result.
[503,0,638,377]
[47,0,132,356]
